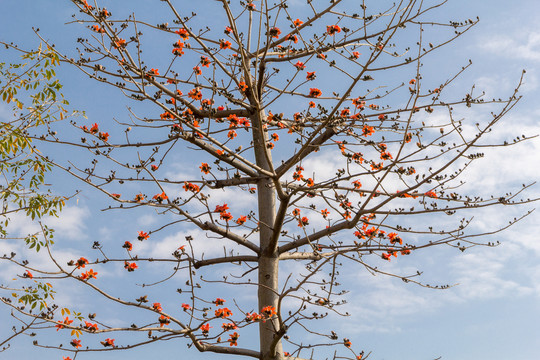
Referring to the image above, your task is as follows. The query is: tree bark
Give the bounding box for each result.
[252,110,283,360]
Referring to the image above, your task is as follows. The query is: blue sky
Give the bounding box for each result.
[1,1,539,360]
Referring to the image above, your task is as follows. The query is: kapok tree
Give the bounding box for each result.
[1,1,535,360]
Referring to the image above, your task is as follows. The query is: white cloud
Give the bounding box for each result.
[481,31,540,61]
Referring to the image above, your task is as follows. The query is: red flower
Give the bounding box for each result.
[76,257,89,269]
[352,51,360,59]
[200,162,211,174]
[159,315,170,327]
[181,303,191,311]
[305,178,314,187]
[124,261,138,272]
[309,88,322,98]
[153,302,163,312]
[294,61,306,70]
[89,123,99,134]
[188,88,202,100]
[381,253,391,261]
[247,2,256,10]
[79,269,97,281]
[153,192,168,203]
[215,307,233,318]
[100,338,115,347]
[236,216,247,225]
[113,38,126,49]
[55,317,73,331]
[344,339,352,348]
[326,25,341,35]
[306,71,316,81]
[200,56,211,67]
[175,28,189,40]
[261,305,277,317]
[91,25,105,33]
[293,18,303,27]
[361,124,375,137]
[214,204,229,213]
[201,323,211,335]
[220,212,233,221]
[268,27,281,39]
[317,53,326,59]
[122,241,133,251]
[220,40,232,49]
[183,182,200,192]
[352,180,362,189]
[228,332,239,346]
[23,270,33,278]
[222,322,238,331]
[98,132,109,141]
[309,101,316,108]
[298,217,309,227]
[134,193,145,202]
[401,248,411,255]
[70,339,82,348]
[138,231,149,241]
[224,26,232,34]
[285,34,298,43]
[193,66,202,75]
[425,191,438,198]
[83,321,98,332]
[214,298,226,306]
[111,193,121,199]
[321,209,329,218]
[292,208,301,216]
[227,130,237,139]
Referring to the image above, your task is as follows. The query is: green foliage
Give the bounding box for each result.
[0,45,71,240]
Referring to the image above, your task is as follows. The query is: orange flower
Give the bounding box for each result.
[138,231,149,241]
[70,339,82,348]
[122,241,133,251]
[114,39,126,49]
[321,209,329,218]
[76,257,89,269]
[175,28,189,40]
[101,338,115,347]
[228,332,239,346]
[326,25,341,35]
[91,25,105,33]
[83,321,98,332]
[153,303,163,312]
[124,261,138,272]
[352,51,360,59]
[361,124,375,137]
[261,305,277,317]
[159,315,170,327]
[153,192,168,203]
[90,123,99,134]
[214,298,226,306]
[305,178,314,187]
[214,204,229,213]
[200,56,211,67]
[425,191,438,198]
[293,18,303,27]
[55,317,73,331]
[236,216,247,225]
[222,323,238,331]
[215,307,233,318]
[220,40,232,49]
[111,193,121,199]
[200,162,211,174]
[134,194,145,202]
[298,217,309,227]
[227,130,237,139]
[285,34,298,43]
[23,270,33,278]
[220,212,233,221]
[309,101,316,108]
[193,66,202,75]
[201,323,212,335]
[344,339,352,348]
[352,180,362,189]
[268,27,281,38]
[181,303,191,311]
[306,71,316,81]
[98,132,109,141]
[188,88,202,100]
[309,88,322,98]
[294,61,306,70]
[238,81,248,92]
[79,269,97,281]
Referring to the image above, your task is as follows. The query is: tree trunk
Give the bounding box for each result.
[252,110,283,360]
